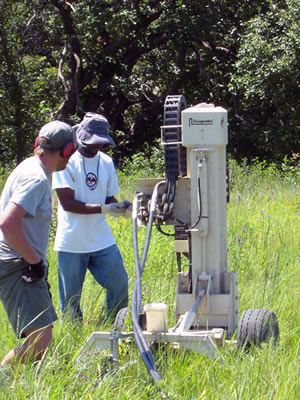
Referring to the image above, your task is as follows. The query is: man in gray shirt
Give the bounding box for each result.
[0,120,76,366]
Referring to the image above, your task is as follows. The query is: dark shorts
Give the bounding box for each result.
[0,258,57,338]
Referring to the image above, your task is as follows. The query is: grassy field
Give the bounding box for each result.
[0,156,299,399]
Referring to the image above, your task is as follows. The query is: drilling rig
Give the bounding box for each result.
[80,96,279,382]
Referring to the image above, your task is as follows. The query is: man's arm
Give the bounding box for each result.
[56,188,102,214]
[0,203,40,264]
[56,188,130,217]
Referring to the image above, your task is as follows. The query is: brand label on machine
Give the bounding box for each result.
[189,118,213,127]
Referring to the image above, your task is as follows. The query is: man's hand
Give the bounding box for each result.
[22,259,48,283]
[102,200,132,218]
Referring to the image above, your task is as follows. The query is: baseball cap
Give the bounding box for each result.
[76,112,115,146]
[38,121,76,150]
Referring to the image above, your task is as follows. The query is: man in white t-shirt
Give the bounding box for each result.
[52,113,130,322]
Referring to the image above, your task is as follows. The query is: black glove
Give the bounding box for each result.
[22,259,47,283]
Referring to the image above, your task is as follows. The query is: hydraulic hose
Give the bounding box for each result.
[131,181,166,382]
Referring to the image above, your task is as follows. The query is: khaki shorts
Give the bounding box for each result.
[0,258,57,338]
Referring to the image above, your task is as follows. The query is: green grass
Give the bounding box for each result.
[0,157,299,399]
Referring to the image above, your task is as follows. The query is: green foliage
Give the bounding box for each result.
[119,143,165,177]
[227,157,299,315]
[229,0,300,161]
[232,0,299,101]
[0,0,298,164]
[0,0,63,164]
[228,153,300,192]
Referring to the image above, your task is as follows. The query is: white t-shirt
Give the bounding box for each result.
[52,151,119,253]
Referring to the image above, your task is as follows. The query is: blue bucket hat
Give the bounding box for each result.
[76,112,115,146]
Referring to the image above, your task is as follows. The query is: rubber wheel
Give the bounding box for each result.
[113,307,128,331]
[237,309,279,348]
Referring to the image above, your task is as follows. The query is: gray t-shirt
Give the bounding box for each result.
[0,156,52,260]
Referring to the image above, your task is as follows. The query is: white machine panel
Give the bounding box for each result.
[182,104,228,146]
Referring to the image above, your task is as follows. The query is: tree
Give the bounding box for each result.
[0,0,61,165]
[229,0,300,161]
[47,0,273,162]
[0,0,298,165]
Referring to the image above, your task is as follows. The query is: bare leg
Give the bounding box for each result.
[0,326,52,366]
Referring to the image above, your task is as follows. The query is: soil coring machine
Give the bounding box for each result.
[79,96,279,382]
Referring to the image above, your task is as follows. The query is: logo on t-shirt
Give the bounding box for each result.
[86,172,98,190]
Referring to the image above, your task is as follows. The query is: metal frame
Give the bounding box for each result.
[78,327,231,365]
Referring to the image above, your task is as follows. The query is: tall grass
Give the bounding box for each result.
[0,155,299,399]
